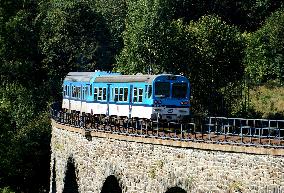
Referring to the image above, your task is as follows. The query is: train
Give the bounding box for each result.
[62,71,191,121]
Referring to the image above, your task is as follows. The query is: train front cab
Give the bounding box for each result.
[151,75,190,122]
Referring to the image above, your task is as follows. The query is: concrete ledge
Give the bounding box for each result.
[52,120,284,156]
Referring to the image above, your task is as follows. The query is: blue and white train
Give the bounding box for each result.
[62,71,191,121]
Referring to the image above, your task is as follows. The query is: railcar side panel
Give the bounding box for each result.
[131,105,153,119]
[62,98,69,110]
[109,103,129,117]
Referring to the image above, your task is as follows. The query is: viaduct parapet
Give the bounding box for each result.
[50,121,284,193]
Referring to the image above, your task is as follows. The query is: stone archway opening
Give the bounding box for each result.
[100,175,122,193]
[63,158,79,193]
[165,187,187,193]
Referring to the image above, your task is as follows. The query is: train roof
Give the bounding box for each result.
[64,72,97,82]
[94,75,159,83]
[63,71,187,84]
[64,71,121,82]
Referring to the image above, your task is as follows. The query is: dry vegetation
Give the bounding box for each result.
[249,84,284,119]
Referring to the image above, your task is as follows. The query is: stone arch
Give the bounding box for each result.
[165,187,187,193]
[100,175,122,193]
[63,157,79,193]
[51,158,56,193]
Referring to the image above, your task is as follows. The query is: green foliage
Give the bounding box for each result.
[39,0,117,100]
[187,15,245,115]
[0,187,15,193]
[0,83,35,127]
[245,8,284,83]
[244,84,284,118]
[0,83,51,192]
[189,15,244,87]
[40,0,113,72]
[0,1,42,86]
[94,0,127,54]
[116,0,180,74]
[231,103,262,119]
[10,113,51,192]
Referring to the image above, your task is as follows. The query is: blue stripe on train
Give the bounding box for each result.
[64,98,189,108]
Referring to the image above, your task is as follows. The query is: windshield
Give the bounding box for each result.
[154,82,170,98]
[172,83,188,98]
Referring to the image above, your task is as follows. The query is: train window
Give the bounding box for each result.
[144,85,152,98]
[103,88,107,101]
[85,86,88,97]
[77,87,81,99]
[148,85,152,98]
[172,83,187,98]
[119,88,123,101]
[138,88,143,102]
[124,88,128,101]
[98,88,102,101]
[72,86,75,98]
[155,82,170,98]
[133,88,138,102]
[133,87,143,102]
[94,88,98,101]
[114,88,118,101]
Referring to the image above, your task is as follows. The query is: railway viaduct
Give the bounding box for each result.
[50,119,284,193]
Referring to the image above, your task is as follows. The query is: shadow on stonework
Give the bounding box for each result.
[165,187,187,193]
[101,175,122,193]
[51,159,56,193]
[62,158,79,193]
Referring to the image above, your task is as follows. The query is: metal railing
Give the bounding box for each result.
[50,104,284,148]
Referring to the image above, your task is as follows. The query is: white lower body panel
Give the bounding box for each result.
[62,99,86,113]
[62,100,190,121]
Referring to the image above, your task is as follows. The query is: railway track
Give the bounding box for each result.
[50,108,284,148]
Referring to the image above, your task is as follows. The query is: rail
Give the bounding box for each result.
[50,104,284,148]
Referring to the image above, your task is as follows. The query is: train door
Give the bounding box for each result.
[128,85,133,118]
[106,84,111,116]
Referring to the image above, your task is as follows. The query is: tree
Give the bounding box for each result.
[116,0,191,74]
[187,15,245,115]
[0,83,51,193]
[0,0,43,86]
[94,0,127,58]
[244,8,284,83]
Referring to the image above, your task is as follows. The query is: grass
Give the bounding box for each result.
[249,83,284,119]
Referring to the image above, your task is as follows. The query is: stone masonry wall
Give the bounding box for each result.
[50,124,284,193]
